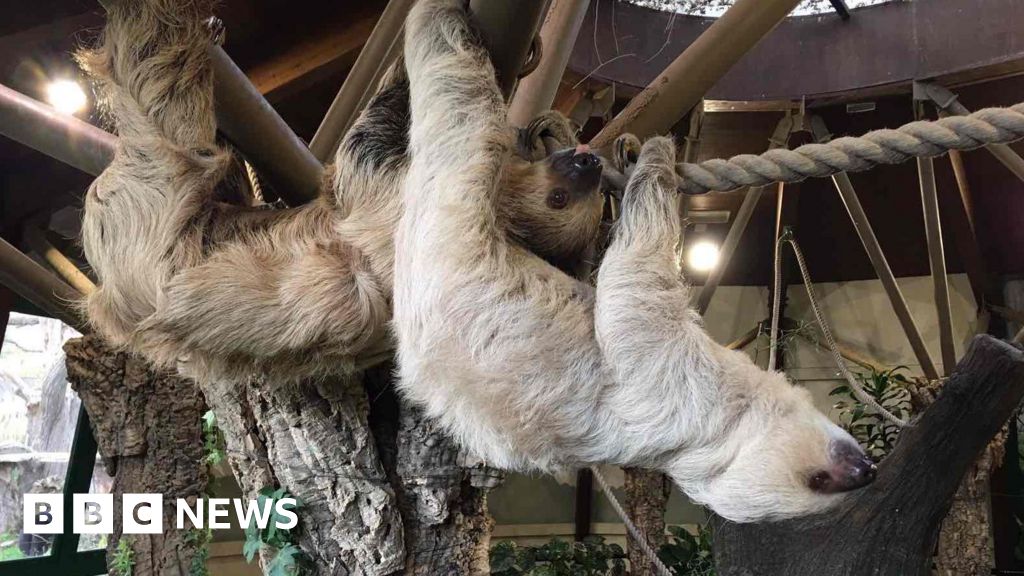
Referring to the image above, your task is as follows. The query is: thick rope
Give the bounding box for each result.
[768,234,908,427]
[675,103,1024,195]
[590,467,674,576]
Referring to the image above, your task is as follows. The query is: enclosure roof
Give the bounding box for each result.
[573,0,1024,102]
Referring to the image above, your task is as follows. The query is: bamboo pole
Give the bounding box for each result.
[24,228,96,296]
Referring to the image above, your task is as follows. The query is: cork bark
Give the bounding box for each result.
[623,468,671,575]
[65,335,208,576]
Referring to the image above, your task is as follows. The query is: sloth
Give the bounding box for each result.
[77,0,603,383]
[393,0,876,522]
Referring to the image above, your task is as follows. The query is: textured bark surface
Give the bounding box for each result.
[199,372,405,576]
[365,362,503,576]
[936,429,1006,576]
[623,468,670,575]
[714,335,1024,576]
[65,335,208,576]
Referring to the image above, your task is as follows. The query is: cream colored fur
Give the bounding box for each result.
[394,0,866,522]
[78,0,601,384]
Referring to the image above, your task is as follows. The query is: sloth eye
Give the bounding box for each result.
[808,470,832,492]
[547,188,569,209]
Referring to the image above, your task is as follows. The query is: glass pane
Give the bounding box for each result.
[0,312,82,561]
[78,451,113,552]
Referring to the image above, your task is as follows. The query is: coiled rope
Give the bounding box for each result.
[768,232,908,427]
[674,103,1024,195]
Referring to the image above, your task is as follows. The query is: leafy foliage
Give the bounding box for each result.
[201,410,226,467]
[185,528,212,576]
[658,524,715,576]
[111,539,135,576]
[243,486,307,576]
[830,367,912,459]
[490,536,626,575]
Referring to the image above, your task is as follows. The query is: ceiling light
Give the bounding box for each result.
[46,80,87,115]
[688,241,720,272]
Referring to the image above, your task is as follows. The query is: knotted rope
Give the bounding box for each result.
[675,103,1024,194]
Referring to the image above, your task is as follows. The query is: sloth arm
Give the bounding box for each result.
[396,0,619,470]
[595,138,729,451]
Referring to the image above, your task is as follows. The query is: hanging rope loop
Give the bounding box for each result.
[768,233,909,428]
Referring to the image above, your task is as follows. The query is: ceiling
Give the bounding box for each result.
[1,0,1023,323]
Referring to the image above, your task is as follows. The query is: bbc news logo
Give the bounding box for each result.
[23,494,298,534]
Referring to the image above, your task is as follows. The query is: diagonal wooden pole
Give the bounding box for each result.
[589,0,802,150]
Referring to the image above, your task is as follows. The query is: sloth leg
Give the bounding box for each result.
[595,138,718,425]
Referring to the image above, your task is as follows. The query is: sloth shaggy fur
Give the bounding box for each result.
[78,0,602,383]
[394,0,870,522]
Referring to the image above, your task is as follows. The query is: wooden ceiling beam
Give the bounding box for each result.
[246,10,379,103]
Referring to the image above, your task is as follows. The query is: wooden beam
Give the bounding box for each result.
[310,0,414,162]
[589,0,802,149]
[918,154,957,377]
[830,171,940,380]
[508,0,592,126]
[246,11,379,102]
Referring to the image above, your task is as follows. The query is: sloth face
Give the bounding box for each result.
[679,377,876,522]
[498,146,605,271]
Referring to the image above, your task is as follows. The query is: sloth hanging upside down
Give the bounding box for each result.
[394,0,877,522]
[77,0,603,384]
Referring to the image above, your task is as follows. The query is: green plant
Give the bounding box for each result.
[201,410,226,467]
[0,533,26,561]
[243,486,307,576]
[111,539,135,576]
[490,536,626,575]
[658,524,715,576]
[184,528,212,576]
[830,366,913,460]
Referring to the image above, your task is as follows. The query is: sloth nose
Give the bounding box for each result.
[572,152,602,174]
[809,442,877,494]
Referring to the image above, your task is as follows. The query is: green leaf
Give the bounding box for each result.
[242,537,261,564]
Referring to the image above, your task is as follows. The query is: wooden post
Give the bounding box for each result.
[469,0,549,100]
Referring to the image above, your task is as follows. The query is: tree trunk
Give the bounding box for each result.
[909,375,1006,576]
[199,360,500,576]
[623,468,670,574]
[935,429,1006,576]
[714,335,1024,576]
[65,335,208,576]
